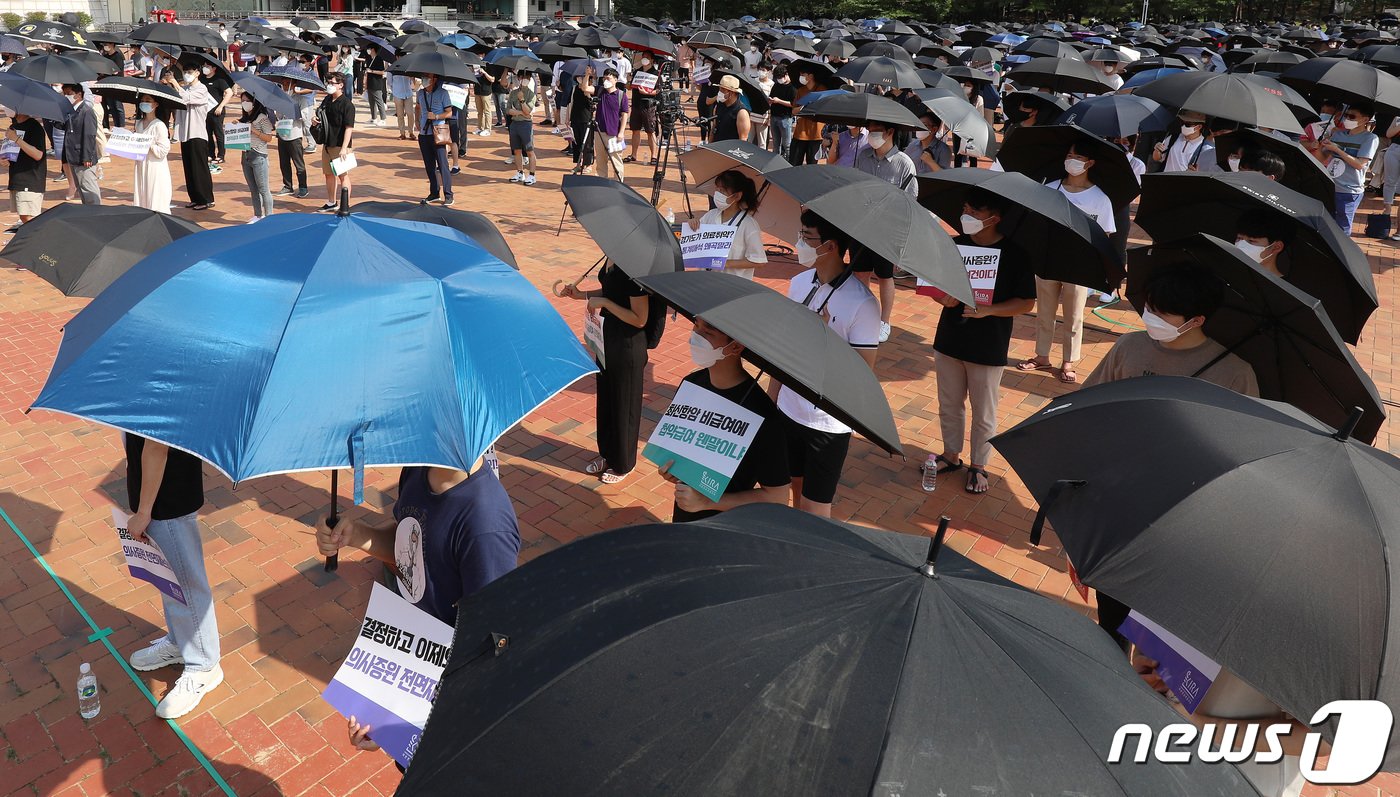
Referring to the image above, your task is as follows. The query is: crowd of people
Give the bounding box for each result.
[10,12,1397,794]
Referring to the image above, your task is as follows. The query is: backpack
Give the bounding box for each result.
[309,103,329,145]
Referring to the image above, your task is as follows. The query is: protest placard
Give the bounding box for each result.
[583,310,605,368]
[691,63,711,83]
[323,583,455,767]
[445,84,469,109]
[275,118,297,140]
[679,223,738,270]
[331,151,358,175]
[106,129,153,161]
[642,381,763,502]
[631,71,658,92]
[1118,611,1222,714]
[916,244,1000,305]
[223,122,251,151]
[111,507,186,605]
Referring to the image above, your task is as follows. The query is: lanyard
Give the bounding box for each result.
[799,267,853,316]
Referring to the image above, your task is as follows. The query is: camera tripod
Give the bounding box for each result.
[647,111,696,217]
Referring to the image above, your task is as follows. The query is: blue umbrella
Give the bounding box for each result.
[484,46,539,63]
[438,33,481,50]
[986,32,1027,45]
[1122,66,1188,89]
[0,72,75,121]
[32,213,597,563]
[231,72,298,119]
[356,33,395,57]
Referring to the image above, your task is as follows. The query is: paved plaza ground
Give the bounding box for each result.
[1,97,1398,795]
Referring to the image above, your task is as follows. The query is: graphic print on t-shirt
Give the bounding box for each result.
[393,516,427,603]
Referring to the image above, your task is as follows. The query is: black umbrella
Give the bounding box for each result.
[619,25,676,57]
[991,374,1400,768]
[64,49,119,77]
[8,54,98,85]
[1234,72,1324,126]
[1013,36,1084,59]
[815,37,855,59]
[639,272,899,454]
[677,139,789,186]
[91,76,188,111]
[491,54,553,77]
[1125,233,1384,441]
[267,37,321,57]
[1132,71,1304,134]
[958,45,1002,64]
[257,65,325,91]
[534,40,587,64]
[573,26,622,50]
[398,503,1256,796]
[1,205,202,298]
[1230,49,1309,73]
[1059,93,1175,137]
[1135,172,1376,343]
[1356,43,1400,75]
[936,64,994,86]
[998,124,1140,207]
[1280,57,1400,114]
[1001,89,1070,126]
[0,72,76,121]
[9,20,97,52]
[1210,128,1335,211]
[351,202,517,269]
[796,91,923,129]
[771,34,817,56]
[128,22,216,50]
[291,16,321,32]
[835,55,923,89]
[1006,56,1113,94]
[917,169,1123,293]
[712,70,770,114]
[180,52,232,84]
[561,175,682,281]
[853,41,915,63]
[390,50,478,83]
[915,68,962,93]
[761,165,974,305]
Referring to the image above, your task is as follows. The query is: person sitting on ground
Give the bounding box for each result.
[659,317,790,522]
[1233,208,1291,278]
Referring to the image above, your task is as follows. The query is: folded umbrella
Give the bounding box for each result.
[1209,128,1335,211]
[991,374,1400,769]
[230,72,298,120]
[1058,93,1175,137]
[560,175,683,281]
[7,54,98,85]
[351,202,517,269]
[398,503,1255,795]
[835,55,924,89]
[998,124,1141,207]
[761,164,974,305]
[796,91,923,129]
[1005,55,1113,94]
[1133,71,1304,134]
[2,204,202,297]
[1280,57,1400,114]
[1126,233,1383,440]
[638,271,899,454]
[917,169,1123,292]
[0,72,77,121]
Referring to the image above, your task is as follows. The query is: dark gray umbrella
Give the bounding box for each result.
[998,124,1141,207]
[1209,128,1335,211]
[0,72,76,121]
[992,374,1400,770]
[796,91,923,129]
[390,50,479,83]
[915,90,999,158]
[7,54,98,85]
[1280,57,1400,114]
[128,21,217,50]
[1133,71,1304,134]
[1006,56,1113,94]
[1058,93,1174,137]
[639,271,899,454]
[770,34,817,56]
[397,503,1257,795]
[561,175,682,280]
[815,37,855,59]
[677,139,789,186]
[835,55,924,89]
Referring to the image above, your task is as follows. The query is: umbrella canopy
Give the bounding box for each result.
[490,54,552,77]
[561,175,682,281]
[1279,57,1400,114]
[796,91,922,129]
[1132,71,1304,134]
[711,70,770,114]
[128,22,216,50]
[9,20,96,52]
[916,68,963,93]
[355,34,396,57]
[1121,66,1188,90]
[991,374,1400,769]
[677,139,789,186]
[835,55,923,89]
[917,169,1123,293]
[1001,89,1071,126]
[351,202,517,269]
[1125,233,1383,441]
[1005,55,1113,94]
[814,37,855,59]
[390,50,478,83]
[761,165,974,305]
[1,205,202,297]
[398,503,1256,796]
[687,29,738,52]
[1013,36,1085,59]
[1059,93,1175,138]
[256,65,325,92]
[30,213,597,499]
[771,34,817,56]
[291,16,321,32]
[1231,49,1309,73]
[998,124,1141,207]
[573,26,622,50]
[534,40,586,63]
[914,90,999,158]
[230,72,297,120]
[0,72,77,121]
[90,75,188,109]
[1210,128,1335,211]
[1135,171,1376,343]
[639,272,900,454]
[267,37,321,57]
[618,25,676,57]
[64,49,120,77]
[8,54,98,85]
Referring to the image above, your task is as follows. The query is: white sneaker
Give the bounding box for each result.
[246,216,261,224]
[156,665,223,719]
[551,126,564,135]
[509,171,525,183]
[879,322,891,343]
[130,635,184,671]
[503,156,516,164]
[475,129,490,137]
[524,174,537,185]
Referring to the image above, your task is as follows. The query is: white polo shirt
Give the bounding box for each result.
[776,267,881,433]
[1047,180,1117,235]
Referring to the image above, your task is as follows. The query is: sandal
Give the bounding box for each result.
[1016,358,1052,372]
[919,455,963,493]
[622,155,636,163]
[583,456,608,475]
[1058,366,1078,384]
[600,468,628,484]
[965,466,989,495]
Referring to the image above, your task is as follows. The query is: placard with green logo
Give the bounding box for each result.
[642,381,763,502]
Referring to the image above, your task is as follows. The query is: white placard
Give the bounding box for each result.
[106,129,154,161]
[641,381,764,502]
[692,63,711,83]
[223,121,251,150]
[583,310,605,368]
[111,507,187,605]
[916,244,1000,306]
[679,223,738,270]
[331,151,357,175]
[444,84,468,109]
[275,117,297,139]
[631,71,658,92]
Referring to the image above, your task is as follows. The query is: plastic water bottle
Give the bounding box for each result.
[664,207,676,225]
[77,663,100,719]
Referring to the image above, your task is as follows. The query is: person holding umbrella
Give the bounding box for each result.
[1152,110,1217,173]
[906,109,950,174]
[415,72,454,205]
[312,71,354,211]
[924,189,1036,495]
[768,63,795,160]
[237,93,276,222]
[1234,209,1291,278]
[363,44,388,127]
[4,109,46,231]
[58,83,101,205]
[1319,102,1378,233]
[132,94,173,214]
[164,64,216,210]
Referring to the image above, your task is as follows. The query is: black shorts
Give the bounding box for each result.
[782,413,851,505]
[629,103,658,132]
[851,248,895,279]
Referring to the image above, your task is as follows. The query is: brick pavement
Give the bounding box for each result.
[1,96,1398,795]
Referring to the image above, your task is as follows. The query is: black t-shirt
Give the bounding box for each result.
[932,235,1036,367]
[671,370,790,523]
[570,82,592,126]
[124,434,205,521]
[366,55,387,87]
[201,73,232,113]
[320,93,356,147]
[598,262,647,338]
[8,117,45,193]
[630,67,656,107]
[769,80,795,118]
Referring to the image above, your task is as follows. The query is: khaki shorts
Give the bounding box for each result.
[11,190,41,216]
[321,146,342,177]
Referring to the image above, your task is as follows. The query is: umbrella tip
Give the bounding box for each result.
[920,516,951,578]
[336,187,351,217]
[1332,406,1364,441]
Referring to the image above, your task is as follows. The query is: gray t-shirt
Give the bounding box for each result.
[1326,129,1379,195]
[853,144,919,196]
[1084,331,1259,397]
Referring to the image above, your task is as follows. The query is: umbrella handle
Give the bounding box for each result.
[324,469,340,572]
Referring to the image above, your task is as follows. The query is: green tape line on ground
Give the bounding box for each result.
[0,504,235,797]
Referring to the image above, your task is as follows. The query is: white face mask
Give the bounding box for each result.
[641,58,650,67]
[241,100,254,112]
[1181,123,1202,137]
[795,237,820,266]
[1342,118,1361,130]
[1227,156,1241,172]
[201,65,214,76]
[183,71,198,84]
[1234,239,1269,262]
[713,190,731,209]
[798,74,809,86]
[915,129,930,141]
[867,131,886,149]
[1064,158,1088,176]
[688,332,727,368]
[603,78,616,90]
[960,214,985,235]
[1141,308,1191,342]
[139,102,154,114]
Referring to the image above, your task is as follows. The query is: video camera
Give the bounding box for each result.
[654,59,692,130]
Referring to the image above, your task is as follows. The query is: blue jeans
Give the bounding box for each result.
[418,133,452,199]
[145,512,220,672]
[1334,191,1362,234]
[242,149,272,218]
[769,115,793,160]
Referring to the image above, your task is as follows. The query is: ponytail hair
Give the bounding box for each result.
[715,169,760,211]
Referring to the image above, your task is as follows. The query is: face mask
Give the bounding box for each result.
[1342,118,1361,130]
[867,131,886,149]
[798,75,809,86]
[1181,123,1201,136]
[183,71,198,84]
[777,75,790,84]
[139,102,154,114]
[1141,308,1190,342]
[603,78,616,90]
[688,332,727,368]
[915,129,931,141]
[1064,158,1088,176]
[1228,156,1241,172]
[201,66,214,76]
[641,57,650,67]
[960,214,985,235]
[713,190,731,209]
[241,100,254,112]
[1103,66,1114,74]
[1234,239,1268,262]
[795,237,820,266]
